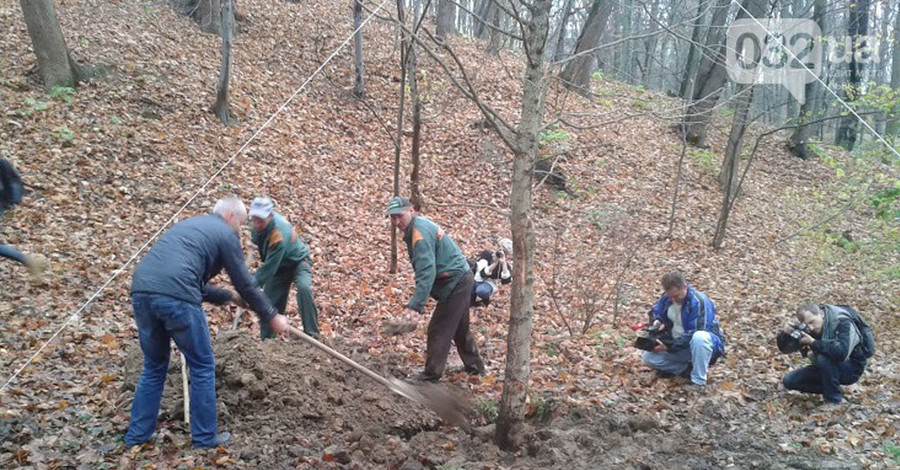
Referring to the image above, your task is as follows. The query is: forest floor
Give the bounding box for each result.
[0,0,898,469]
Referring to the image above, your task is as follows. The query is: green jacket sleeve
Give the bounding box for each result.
[254,238,286,288]
[407,234,436,313]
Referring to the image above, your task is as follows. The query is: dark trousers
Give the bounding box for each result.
[782,354,865,403]
[423,271,484,379]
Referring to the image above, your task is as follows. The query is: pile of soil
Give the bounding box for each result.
[119,332,852,469]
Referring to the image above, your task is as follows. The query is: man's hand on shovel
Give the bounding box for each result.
[269,314,290,335]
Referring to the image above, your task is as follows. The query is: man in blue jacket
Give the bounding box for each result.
[127,197,288,449]
[641,272,725,386]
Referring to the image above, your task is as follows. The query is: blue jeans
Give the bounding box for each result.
[0,244,27,265]
[641,331,715,385]
[472,282,493,303]
[782,354,864,403]
[125,294,218,447]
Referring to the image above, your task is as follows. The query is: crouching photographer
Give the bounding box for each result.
[637,272,725,387]
[779,304,875,405]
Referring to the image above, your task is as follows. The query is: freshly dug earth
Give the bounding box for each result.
[119,332,854,469]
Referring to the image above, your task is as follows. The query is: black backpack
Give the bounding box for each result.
[0,158,24,210]
[835,305,875,359]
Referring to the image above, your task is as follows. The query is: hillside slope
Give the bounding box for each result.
[0,0,897,468]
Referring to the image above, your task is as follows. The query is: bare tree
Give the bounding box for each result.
[390,0,410,274]
[711,0,766,248]
[436,0,457,39]
[679,0,710,99]
[558,0,614,94]
[213,0,234,125]
[19,0,89,89]
[888,2,900,136]
[789,0,826,159]
[493,1,551,450]
[681,0,732,146]
[410,0,424,210]
[835,0,871,151]
[353,0,366,98]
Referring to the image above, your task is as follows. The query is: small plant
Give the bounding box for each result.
[886,442,900,463]
[51,125,75,143]
[870,184,900,222]
[591,70,604,80]
[539,127,570,144]
[23,97,50,115]
[49,86,75,104]
[110,116,121,125]
[631,98,651,110]
[528,393,555,423]
[476,400,499,423]
[689,149,717,174]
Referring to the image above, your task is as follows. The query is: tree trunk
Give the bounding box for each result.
[679,0,710,99]
[835,0,871,150]
[789,0,826,159]
[436,0,456,40]
[639,0,660,85]
[213,0,234,125]
[19,0,82,89]
[196,0,222,34]
[550,0,577,61]
[681,0,732,146]
[409,0,423,210]
[559,0,613,94]
[713,86,754,249]
[494,0,550,451]
[620,0,633,83]
[353,0,366,98]
[474,0,496,39]
[888,2,900,135]
[390,0,409,274]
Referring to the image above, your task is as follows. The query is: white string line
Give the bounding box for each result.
[730,0,900,160]
[0,0,391,394]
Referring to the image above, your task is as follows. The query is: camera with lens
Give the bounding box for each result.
[633,326,674,351]
[776,323,811,355]
[495,250,505,258]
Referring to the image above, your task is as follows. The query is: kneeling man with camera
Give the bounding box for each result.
[779,304,874,405]
[639,272,725,387]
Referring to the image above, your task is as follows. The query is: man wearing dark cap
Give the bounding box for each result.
[387,196,485,381]
[248,197,319,338]
[127,197,289,449]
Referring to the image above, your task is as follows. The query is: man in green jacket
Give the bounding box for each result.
[248,197,320,339]
[387,196,485,382]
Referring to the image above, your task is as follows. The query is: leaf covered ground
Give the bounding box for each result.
[0,0,898,468]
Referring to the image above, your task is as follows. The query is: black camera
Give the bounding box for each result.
[634,327,674,351]
[495,250,505,258]
[776,323,811,355]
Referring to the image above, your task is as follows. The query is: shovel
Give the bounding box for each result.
[285,325,469,426]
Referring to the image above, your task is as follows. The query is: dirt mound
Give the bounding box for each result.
[123,331,454,467]
[119,332,855,469]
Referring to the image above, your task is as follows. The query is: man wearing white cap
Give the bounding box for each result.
[248,197,320,338]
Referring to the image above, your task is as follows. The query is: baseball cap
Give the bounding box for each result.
[385,196,411,217]
[248,197,275,219]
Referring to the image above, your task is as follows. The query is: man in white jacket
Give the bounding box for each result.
[471,238,512,306]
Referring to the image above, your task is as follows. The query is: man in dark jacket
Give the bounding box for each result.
[0,158,45,275]
[782,304,870,404]
[248,197,319,338]
[126,197,288,449]
[387,196,484,382]
[641,272,725,386]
